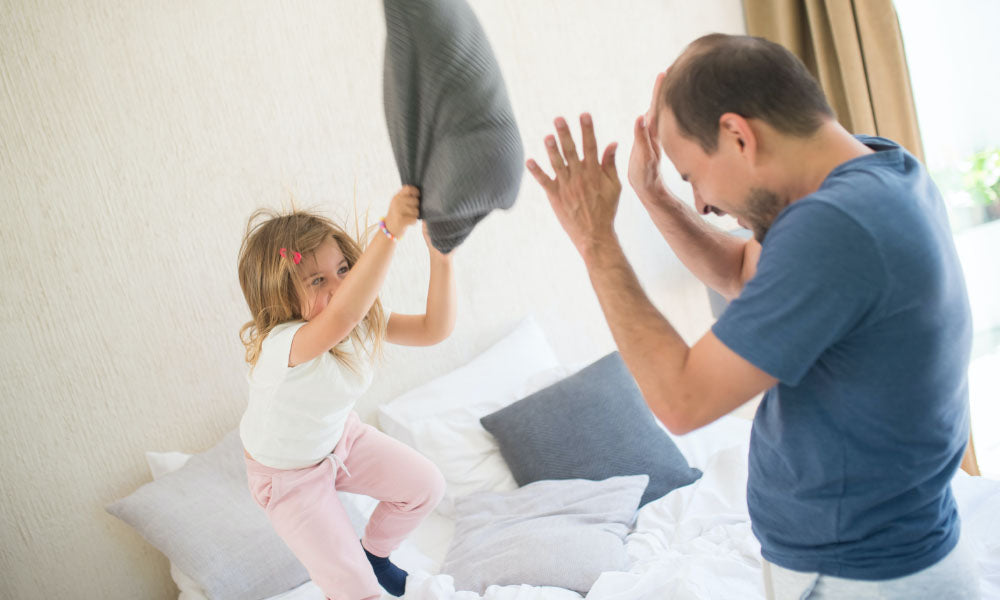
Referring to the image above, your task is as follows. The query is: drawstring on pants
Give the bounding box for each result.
[327,453,351,478]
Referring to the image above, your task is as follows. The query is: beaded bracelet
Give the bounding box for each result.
[378,218,397,242]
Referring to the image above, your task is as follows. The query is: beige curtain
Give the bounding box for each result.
[743,0,925,163]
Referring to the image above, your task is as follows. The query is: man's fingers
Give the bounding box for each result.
[554,117,580,165]
[526,158,557,194]
[580,113,599,165]
[645,70,666,137]
[544,135,568,175]
[634,115,651,152]
[602,142,619,183]
[635,114,662,159]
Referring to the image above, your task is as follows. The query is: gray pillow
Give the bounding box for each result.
[383,0,523,254]
[440,475,648,594]
[480,352,702,507]
[106,431,313,600]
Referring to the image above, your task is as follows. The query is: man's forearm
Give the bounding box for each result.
[640,188,751,300]
[581,236,689,423]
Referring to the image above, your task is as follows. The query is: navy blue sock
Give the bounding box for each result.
[363,543,408,596]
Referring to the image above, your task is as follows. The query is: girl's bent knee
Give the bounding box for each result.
[427,465,446,507]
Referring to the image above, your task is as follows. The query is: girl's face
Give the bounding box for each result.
[296,236,350,321]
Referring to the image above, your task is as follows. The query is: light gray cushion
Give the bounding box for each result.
[440,475,648,594]
[480,352,702,507]
[383,0,523,254]
[105,430,309,600]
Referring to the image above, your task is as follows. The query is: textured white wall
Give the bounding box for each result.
[0,1,745,597]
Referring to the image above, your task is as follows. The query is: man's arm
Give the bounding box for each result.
[527,113,775,433]
[581,236,775,433]
[627,72,759,299]
[629,99,759,299]
[638,183,760,300]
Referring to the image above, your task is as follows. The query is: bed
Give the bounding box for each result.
[108,318,1000,600]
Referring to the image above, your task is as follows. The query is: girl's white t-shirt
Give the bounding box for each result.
[239,319,381,469]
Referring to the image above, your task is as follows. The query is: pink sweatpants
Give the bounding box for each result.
[245,412,446,600]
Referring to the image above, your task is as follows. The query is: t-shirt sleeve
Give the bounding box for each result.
[712,201,886,386]
[253,321,306,384]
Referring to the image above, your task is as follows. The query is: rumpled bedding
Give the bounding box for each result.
[272,438,1000,600]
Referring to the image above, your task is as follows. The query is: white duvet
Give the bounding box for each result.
[270,419,1000,600]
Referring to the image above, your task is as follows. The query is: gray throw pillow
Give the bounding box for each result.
[105,431,310,600]
[440,475,648,594]
[480,352,702,507]
[383,0,523,254]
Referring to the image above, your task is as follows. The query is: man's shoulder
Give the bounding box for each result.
[775,154,932,252]
[768,197,879,256]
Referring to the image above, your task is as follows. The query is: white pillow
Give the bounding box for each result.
[440,475,649,593]
[377,317,564,517]
[144,450,377,600]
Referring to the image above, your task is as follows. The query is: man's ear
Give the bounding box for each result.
[718,112,757,164]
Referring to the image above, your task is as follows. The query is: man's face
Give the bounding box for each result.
[656,108,784,242]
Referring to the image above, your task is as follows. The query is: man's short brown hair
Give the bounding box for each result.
[662,34,834,153]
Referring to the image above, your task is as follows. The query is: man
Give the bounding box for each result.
[527,34,979,599]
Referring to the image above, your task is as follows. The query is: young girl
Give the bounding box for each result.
[237,186,453,600]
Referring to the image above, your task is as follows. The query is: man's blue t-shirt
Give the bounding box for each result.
[712,136,972,580]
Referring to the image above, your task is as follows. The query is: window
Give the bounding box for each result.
[897,0,1000,477]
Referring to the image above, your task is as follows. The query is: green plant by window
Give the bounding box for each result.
[962,147,1000,206]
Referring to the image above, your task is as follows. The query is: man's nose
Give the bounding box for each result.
[694,196,712,215]
[695,197,726,217]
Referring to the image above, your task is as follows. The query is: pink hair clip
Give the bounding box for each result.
[279,248,302,264]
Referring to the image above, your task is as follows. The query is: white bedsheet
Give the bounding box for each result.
[270,424,1000,600]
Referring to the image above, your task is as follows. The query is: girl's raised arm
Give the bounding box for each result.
[385,224,457,346]
[289,187,419,365]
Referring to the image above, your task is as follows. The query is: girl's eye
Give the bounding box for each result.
[337,266,349,275]
[311,277,324,286]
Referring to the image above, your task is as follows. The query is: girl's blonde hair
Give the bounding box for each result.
[237,208,385,370]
